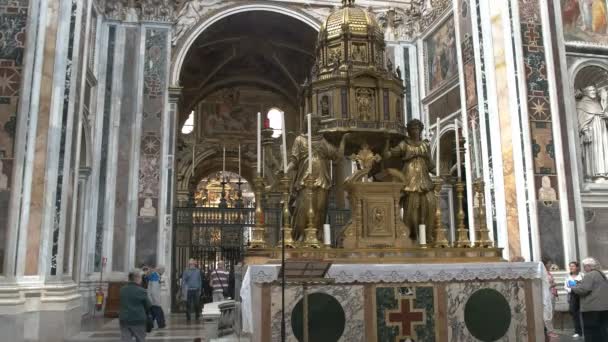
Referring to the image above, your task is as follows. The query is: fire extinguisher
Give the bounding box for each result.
[95,257,107,311]
[95,288,104,311]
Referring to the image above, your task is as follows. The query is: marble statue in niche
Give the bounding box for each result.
[576,85,608,181]
[0,159,7,190]
[320,95,330,116]
[538,176,557,202]
[140,197,157,217]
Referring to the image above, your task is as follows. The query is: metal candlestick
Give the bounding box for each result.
[250,175,267,248]
[473,179,493,248]
[219,177,228,209]
[277,175,296,248]
[302,174,321,248]
[234,178,244,209]
[433,177,450,248]
[454,180,471,248]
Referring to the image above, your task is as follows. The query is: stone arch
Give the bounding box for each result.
[430,122,458,176]
[170,3,322,86]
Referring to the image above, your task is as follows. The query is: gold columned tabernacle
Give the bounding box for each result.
[250,175,267,248]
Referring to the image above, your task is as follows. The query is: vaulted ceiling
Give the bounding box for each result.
[178,11,318,121]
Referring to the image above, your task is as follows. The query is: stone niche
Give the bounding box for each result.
[583,208,608,267]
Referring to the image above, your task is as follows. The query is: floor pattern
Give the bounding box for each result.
[67,314,249,342]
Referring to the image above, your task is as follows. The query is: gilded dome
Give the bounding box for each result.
[321,0,383,40]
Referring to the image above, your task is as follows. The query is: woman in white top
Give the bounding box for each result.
[565,261,584,339]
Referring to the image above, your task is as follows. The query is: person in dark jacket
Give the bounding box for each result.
[119,269,151,342]
[572,257,608,342]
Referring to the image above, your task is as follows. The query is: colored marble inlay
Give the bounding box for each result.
[519,0,556,177]
[446,281,528,341]
[376,286,435,342]
[143,29,167,98]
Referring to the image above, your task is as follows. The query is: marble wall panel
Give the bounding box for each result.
[112,27,140,271]
[0,0,28,274]
[446,281,528,341]
[519,0,563,264]
[94,25,116,271]
[136,28,168,267]
[583,208,608,267]
[269,284,365,342]
[537,200,564,268]
[136,217,158,267]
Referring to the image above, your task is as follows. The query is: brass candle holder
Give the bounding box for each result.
[473,179,493,248]
[277,175,296,248]
[250,175,267,248]
[302,174,321,248]
[454,180,471,248]
[433,177,450,248]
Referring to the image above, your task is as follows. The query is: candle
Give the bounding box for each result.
[238,144,241,178]
[281,111,288,173]
[323,224,331,245]
[222,145,226,177]
[455,119,461,180]
[330,161,333,182]
[419,224,427,245]
[307,114,313,174]
[436,117,441,176]
[257,112,262,175]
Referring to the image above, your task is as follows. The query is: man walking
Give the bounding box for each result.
[119,269,151,342]
[182,258,202,321]
[211,261,230,302]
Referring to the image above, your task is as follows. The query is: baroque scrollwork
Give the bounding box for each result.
[98,0,180,22]
[374,5,422,41]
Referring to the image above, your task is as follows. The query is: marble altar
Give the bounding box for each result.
[241,262,547,342]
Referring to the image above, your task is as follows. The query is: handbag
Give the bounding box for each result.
[214,269,230,298]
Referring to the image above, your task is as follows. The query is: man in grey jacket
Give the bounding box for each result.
[572,257,608,342]
[182,258,202,321]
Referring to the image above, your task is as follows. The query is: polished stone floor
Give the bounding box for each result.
[67,314,249,342]
[67,314,578,342]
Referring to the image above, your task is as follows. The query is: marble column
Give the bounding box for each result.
[0,0,88,340]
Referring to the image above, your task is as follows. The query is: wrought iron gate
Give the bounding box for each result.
[171,206,350,311]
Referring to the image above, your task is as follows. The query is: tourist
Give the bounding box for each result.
[565,261,584,339]
[542,257,559,339]
[211,261,230,302]
[119,269,151,342]
[571,257,608,342]
[182,258,203,321]
[141,265,150,289]
[147,266,166,329]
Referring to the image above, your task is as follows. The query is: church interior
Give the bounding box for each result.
[1,0,608,341]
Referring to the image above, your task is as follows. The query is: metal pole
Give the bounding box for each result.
[280,201,286,342]
[303,283,308,342]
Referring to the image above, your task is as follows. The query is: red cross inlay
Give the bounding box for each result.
[387,298,424,337]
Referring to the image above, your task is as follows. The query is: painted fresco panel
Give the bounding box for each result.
[561,0,608,47]
[198,100,258,140]
[425,16,458,92]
